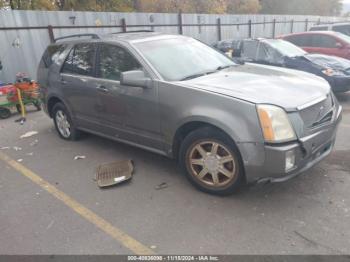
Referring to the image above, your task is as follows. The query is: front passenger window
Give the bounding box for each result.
[98,44,142,81]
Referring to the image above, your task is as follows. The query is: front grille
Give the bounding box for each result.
[299,93,334,129]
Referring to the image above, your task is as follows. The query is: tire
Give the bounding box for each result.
[179,127,245,196]
[52,102,80,141]
[0,107,11,119]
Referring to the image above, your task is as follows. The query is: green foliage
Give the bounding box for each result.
[0,0,343,16]
[260,0,342,16]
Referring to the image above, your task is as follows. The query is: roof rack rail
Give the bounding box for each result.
[54,33,100,43]
[110,30,154,35]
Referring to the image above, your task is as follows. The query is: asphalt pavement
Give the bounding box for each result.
[0,93,349,255]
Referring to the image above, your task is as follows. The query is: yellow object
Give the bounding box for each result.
[16,88,26,119]
[0,151,154,255]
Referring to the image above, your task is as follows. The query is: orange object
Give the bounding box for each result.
[6,81,40,103]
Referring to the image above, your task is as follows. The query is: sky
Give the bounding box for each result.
[343,0,350,13]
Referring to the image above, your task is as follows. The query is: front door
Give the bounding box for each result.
[306,34,344,58]
[95,43,162,150]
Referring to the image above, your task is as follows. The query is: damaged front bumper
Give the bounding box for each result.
[243,105,342,184]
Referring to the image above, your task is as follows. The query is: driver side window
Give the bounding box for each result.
[98,44,142,81]
[258,43,283,65]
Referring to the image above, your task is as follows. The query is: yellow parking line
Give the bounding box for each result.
[0,151,154,255]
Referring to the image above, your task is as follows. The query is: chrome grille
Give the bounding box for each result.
[299,93,334,129]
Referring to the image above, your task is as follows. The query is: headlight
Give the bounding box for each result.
[257,105,296,143]
[322,68,345,76]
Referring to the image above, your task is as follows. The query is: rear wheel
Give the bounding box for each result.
[179,127,244,195]
[0,107,11,119]
[52,103,80,141]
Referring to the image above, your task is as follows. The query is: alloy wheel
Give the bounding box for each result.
[187,140,237,187]
[55,110,71,138]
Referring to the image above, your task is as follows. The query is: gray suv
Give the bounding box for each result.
[38,32,342,195]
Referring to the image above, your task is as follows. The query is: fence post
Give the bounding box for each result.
[178,10,183,35]
[305,18,309,31]
[121,18,127,33]
[248,19,252,38]
[272,19,276,38]
[290,19,294,33]
[217,18,222,41]
[47,25,55,43]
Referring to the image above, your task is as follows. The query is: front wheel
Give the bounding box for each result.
[0,107,11,119]
[179,127,245,195]
[52,103,80,141]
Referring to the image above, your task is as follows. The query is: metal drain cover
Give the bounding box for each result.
[95,160,134,188]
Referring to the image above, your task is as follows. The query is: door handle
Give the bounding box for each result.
[60,79,67,85]
[96,85,109,93]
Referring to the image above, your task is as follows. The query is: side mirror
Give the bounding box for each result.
[336,42,343,49]
[120,70,152,88]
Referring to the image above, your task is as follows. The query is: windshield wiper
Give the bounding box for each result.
[180,73,208,81]
[180,65,235,81]
[180,70,219,81]
[216,64,235,71]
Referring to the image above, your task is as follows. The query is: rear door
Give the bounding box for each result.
[95,43,162,150]
[59,43,101,131]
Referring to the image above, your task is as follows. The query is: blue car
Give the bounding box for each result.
[230,38,350,93]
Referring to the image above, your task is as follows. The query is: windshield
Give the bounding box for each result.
[134,37,236,81]
[264,39,307,57]
[334,32,350,43]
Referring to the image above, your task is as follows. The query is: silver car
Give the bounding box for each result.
[38,32,342,195]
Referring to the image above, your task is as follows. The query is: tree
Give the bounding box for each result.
[260,0,342,16]
[227,0,261,14]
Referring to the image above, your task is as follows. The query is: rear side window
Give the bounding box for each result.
[284,35,312,47]
[97,44,141,81]
[62,43,96,76]
[41,44,66,68]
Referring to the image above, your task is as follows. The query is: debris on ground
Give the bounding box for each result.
[74,155,86,160]
[46,220,55,230]
[155,182,168,190]
[20,131,38,139]
[30,139,39,146]
[150,245,157,249]
[13,146,22,151]
[95,160,133,188]
[17,159,23,162]
[26,152,34,156]
[0,146,10,150]
[15,117,26,125]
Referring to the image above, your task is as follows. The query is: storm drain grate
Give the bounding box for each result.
[95,160,134,188]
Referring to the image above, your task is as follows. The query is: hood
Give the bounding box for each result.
[181,64,330,111]
[305,54,350,73]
